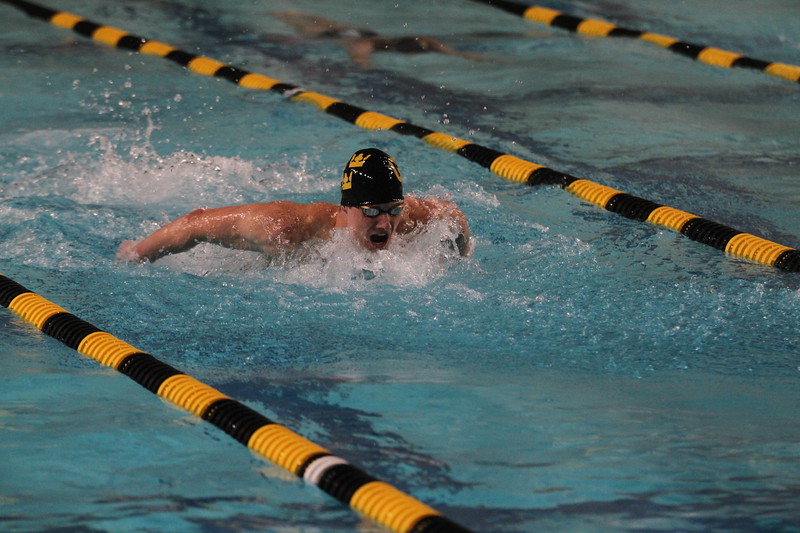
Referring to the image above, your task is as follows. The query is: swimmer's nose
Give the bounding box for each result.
[373,212,392,230]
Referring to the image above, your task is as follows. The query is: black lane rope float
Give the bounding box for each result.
[470,0,800,84]
[3,0,799,273]
[0,273,473,533]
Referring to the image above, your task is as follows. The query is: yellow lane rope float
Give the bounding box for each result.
[469,0,800,84]
[2,0,799,272]
[0,273,472,533]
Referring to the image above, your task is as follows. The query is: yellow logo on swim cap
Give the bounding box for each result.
[348,152,371,168]
[387,157,402,183]
[342,170,353,190]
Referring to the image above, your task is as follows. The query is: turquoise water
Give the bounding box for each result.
[2,1,800,532]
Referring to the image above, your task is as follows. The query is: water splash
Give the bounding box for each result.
[2,121,333,210]
[154,219,469,291]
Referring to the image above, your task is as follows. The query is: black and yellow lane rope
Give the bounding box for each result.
[0,273,473,533]
[3,0,799,273]
[470,0,800,84]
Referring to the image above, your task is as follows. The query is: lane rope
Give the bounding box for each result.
[469,0,800,84]
[3,0,799,272]
[0,273,473,533]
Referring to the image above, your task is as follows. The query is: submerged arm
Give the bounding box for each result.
[347,39,376,67]
[421,37,490,62]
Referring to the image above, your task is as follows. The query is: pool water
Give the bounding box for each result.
[2,0,799,532]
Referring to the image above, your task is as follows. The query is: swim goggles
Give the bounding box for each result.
[358,204,404,217]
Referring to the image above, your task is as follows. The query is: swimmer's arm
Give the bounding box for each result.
[271,11,348,39]
[401,196,471,256]
[419,37,490,63]
[117,204,290,263]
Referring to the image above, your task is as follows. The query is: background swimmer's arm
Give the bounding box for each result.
[347,39,376,67]
[116,203,304,263]
[270,10,348,38]
[420,37,490,63]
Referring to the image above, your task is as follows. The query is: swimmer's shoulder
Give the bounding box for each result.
[241,201,337,235]
[402,194,456,217]
[303,201,339,219]
[287,201,339,240]
[245,200,337,217]
[397,194,436,231]
[398,194,467,230]
[235,201,337,245]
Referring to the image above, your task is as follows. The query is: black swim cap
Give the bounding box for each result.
[340,148,404,207]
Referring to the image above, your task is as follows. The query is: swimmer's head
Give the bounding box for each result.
[340,148,404,207]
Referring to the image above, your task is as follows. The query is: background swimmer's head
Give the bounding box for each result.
[340,148,404,207]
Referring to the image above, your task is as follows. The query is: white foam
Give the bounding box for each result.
[271,220,468,290]
[3,124,334,210]
[154,218,470,291]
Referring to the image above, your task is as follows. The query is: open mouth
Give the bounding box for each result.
[370,234,388,244]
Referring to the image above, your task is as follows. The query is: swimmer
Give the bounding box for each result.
[117,148,470,263]
[271,10,488,67]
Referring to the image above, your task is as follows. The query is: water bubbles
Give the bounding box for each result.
[259,221,467,291]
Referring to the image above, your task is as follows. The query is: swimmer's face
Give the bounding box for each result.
[342,201,404,251]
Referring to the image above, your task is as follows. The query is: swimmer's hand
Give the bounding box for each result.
[440,233,471,257]
[116,240,145,263]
